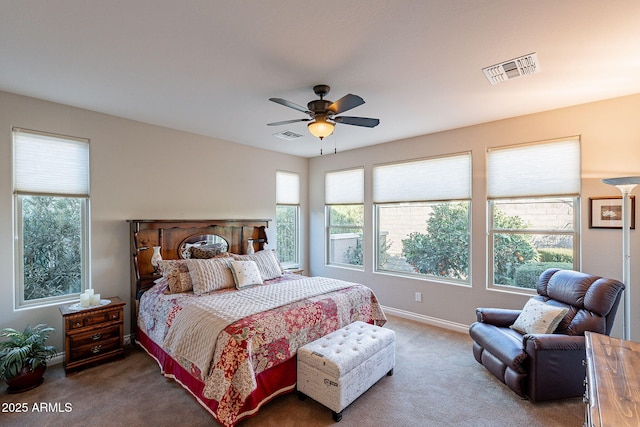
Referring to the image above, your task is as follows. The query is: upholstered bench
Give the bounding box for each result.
[297,321,395,422]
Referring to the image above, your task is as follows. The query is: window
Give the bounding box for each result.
[487,138,580,291]
[374,153,472,283]
[325,168,364,268]
[13,128,90,307]
[276,171,300,267]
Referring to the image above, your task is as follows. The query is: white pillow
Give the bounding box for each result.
[232,250,283,281]
[230,260,264,289]
[510,298,569,335]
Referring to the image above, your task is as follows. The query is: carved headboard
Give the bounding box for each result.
[127,219,270,333]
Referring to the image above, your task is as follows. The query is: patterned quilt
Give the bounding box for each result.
[137,273,386,426]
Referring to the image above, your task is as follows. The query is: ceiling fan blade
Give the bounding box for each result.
[267,118,311,126]
[328,94,365,114]
[269,97,311,114]
[334,116,380,128]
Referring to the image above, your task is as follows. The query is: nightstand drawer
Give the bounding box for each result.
[69,325,121,347]
[66,308,121,330]
[70,336,121,361]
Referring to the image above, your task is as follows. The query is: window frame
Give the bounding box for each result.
[487,197,580,293]
[325,167,365,269]
[486,137,581,294]
[325,204,364,269]
[275,170,301,269]
[275,204,300,268]
[374,200,472,284]
[372,153,472,284]
[12,128,91,309]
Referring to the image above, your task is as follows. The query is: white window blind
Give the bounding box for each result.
[276,171,300,204]
[325,168,364,204]
[13,128,90,197]
[487,138,580,198]
[373,153,471,203]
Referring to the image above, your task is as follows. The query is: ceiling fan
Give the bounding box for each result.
[268,84,380,140]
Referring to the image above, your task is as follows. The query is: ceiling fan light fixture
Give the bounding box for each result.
[308,119,334,140]
[269,84,378,144]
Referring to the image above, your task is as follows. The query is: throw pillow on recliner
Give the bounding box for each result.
[510,298,568,335]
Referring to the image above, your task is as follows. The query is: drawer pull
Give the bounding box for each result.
[73,322,83,328]
[109,313,118,320]
[90,345,103,354]
[91,333,102,340]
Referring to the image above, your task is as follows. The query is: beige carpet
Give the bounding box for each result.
[1,315,584,426]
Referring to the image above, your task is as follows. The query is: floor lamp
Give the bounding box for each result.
[602,176,640,341]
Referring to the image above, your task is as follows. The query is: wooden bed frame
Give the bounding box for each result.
[127,219,269,334]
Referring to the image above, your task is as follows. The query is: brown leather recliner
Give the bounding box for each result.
[469,268,624,402]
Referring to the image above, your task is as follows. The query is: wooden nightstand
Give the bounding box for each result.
[59,296,125,375]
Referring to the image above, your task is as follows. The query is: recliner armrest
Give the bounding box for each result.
[524,334,585,352]
[523,333,587,402]
[475,307,521,327]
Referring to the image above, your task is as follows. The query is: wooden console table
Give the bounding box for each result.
[584,331,640,426]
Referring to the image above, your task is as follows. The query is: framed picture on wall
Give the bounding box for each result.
[589,196,635,229]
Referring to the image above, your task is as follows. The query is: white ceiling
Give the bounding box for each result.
[1,1,639,158]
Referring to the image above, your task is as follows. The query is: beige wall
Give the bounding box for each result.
[2,89,640,354]
[309,93,640,341]
[0,91,308,351]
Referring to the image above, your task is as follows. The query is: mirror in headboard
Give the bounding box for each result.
[179,234,229,259]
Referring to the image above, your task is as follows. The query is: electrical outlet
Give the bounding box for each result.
[415,292,422,302]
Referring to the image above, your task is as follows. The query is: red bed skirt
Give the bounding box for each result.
[135,328,297,426]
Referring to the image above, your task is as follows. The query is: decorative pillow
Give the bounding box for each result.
[232,250,283,281]
[157,260,193,293]
[157,259,186,277]
[510,298,569,335]
[230,260,264,289]
[186,258,235,295]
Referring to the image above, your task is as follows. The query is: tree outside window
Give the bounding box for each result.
[276,205,298,266]
[490,198,576,289]
[398,202,470,280]
[20,196,84,300]
[276,170,300,268]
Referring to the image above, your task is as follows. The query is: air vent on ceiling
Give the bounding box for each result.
[273,130,304,140]
[482,53,540,85]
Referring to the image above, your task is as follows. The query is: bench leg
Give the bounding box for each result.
[332,410,343,422]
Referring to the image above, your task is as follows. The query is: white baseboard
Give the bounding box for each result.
[382,305,470,334]
[50,353,64,366]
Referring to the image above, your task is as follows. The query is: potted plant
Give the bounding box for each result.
[0,323,57,393]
